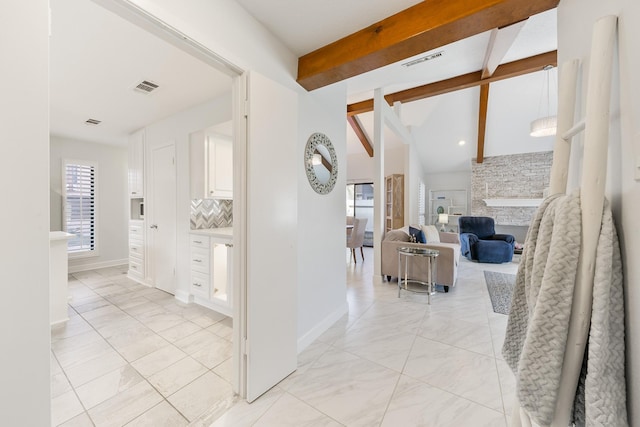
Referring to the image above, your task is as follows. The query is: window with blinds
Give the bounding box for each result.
[63,160,97,256]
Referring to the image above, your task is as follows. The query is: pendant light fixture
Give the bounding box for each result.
[530,65,557,137]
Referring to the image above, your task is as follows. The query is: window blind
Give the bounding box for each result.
[63,161,96,254]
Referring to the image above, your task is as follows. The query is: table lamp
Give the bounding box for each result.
[438,213,449,232]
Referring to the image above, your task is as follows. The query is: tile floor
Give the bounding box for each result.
[199,247,520,426]
[52,249,520,426]
[50,265,234,426]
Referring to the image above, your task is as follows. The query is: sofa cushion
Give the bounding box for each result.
[409,226,426,243]
[421,225,440,243]
[385,229,410,242]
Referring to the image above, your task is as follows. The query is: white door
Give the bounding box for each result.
[150,143,177,294]
[243,71,298,402]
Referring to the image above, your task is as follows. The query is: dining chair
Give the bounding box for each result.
[347,218,368,263]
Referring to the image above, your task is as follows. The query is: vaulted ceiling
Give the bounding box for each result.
[51,0,559,174]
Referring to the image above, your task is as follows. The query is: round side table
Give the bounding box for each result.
[397,247,439,304]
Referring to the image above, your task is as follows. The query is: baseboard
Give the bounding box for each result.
[68,258,128,273]
[174,289,191,304]
[50,317,69,327]
[127,273,151,287]
[297,301,348,354]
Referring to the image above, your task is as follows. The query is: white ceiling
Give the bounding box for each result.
[233,1,558,173]
[50,0,558,175]
[50,0,232,146]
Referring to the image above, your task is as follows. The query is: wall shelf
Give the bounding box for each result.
[483,198,543,207]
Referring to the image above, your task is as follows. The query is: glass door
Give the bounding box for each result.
[346,183,374,246]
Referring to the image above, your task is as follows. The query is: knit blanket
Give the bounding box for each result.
[502,190,627,426]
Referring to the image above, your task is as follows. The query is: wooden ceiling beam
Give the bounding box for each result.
[297,0,559,91]
[347,116,374,157]
[476,20,525,162]
[346,50,557,116]
[477,84,490,163]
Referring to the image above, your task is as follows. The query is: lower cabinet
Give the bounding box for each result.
[189,232,232,316]
[128,220,145,283]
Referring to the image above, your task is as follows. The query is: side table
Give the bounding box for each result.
[397,247,439,304]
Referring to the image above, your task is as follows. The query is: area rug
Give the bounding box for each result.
[484,271,516,315]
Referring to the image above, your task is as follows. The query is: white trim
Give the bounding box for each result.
[174,289,191,304]
[50,317,70,327]
[68,258,127,273]
[297,301,348,354]
[483,198,543,207]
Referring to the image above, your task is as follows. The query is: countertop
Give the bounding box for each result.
[190,227,233,239]
[50,231,74,241]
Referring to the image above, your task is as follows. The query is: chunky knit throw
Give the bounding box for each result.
[502,190,627,426]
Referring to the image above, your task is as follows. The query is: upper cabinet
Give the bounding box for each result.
[128,129,145,198]
[190,123,233,200]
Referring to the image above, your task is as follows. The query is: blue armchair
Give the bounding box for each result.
[458,216,515,263]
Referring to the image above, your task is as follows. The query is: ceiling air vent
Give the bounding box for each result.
[85,118,101,125]
[402,51,444,67]
[133,80,160,94]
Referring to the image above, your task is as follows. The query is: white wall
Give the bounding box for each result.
[347,152,374,184]
[558,1,640,422]
[484,71,556,157]
[405,143,426,225]
[0,0,51,424]
[50,136,129,272]
[297,84,348,349]
[143,94,232,294]
[346,145,406,182]
[124,0,350,348]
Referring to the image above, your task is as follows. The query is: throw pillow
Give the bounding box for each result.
[408,226,426,244]
[421,225,440,243]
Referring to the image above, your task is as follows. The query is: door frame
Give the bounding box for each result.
[96,0,248,397]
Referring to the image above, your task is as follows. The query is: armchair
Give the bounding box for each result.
[458,216,515,263]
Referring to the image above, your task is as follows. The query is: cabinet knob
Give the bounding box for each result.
[193,282,202,287]
[150,224,158,229]
[194,240,202,244]
[193,259,202,263]
[225,243,233,248]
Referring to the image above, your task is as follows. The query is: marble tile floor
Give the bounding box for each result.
[198,247,520,426]
[53,249,520,426]
[50,265,234,426]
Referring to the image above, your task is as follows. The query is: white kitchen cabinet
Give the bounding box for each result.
[128,128,145,198]
[189,229,233,316]
[128,220,146,283]
[190,129,233,200]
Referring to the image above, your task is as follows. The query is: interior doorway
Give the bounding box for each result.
[346,183,374,247]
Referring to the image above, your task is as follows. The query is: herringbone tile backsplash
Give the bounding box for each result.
[190,199,233,229]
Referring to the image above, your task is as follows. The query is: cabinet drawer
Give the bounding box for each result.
[129,224,144,239]
[129,241,144,259]
[190,248,210,274]
[190,234,209,250]
[191,271,210,298]
[129,258,144,276]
